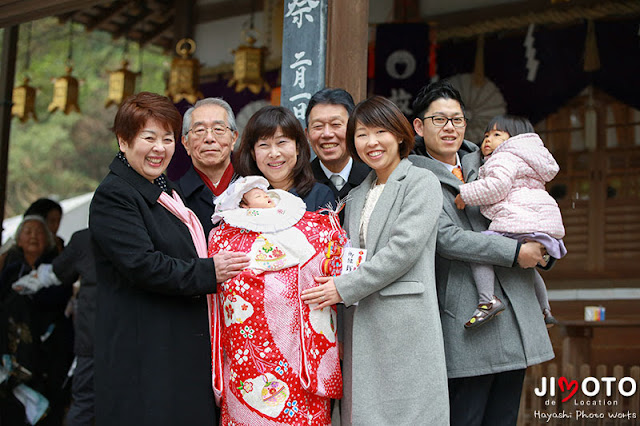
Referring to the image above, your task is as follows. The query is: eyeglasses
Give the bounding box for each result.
[188,125,232,138]
[423,115,467,128]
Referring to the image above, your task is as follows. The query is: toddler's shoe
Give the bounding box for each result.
[543,308,558,328]
[465,296,505,329]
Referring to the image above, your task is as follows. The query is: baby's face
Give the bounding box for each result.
[481,125,510,157]
[243,188,275,209]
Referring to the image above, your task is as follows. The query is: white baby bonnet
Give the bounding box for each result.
[211,175,306,232]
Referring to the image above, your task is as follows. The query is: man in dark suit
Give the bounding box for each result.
[305,88,370,216]
[176,98,239,236]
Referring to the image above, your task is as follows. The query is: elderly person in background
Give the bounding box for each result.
[234,106,334,211]
[24,198,65,252]
[89,92,249,426]
[0,215,65,425]
[306,89,370,214]
[176,98,240,237]
[302,96,450,425]
[12,228,98,426]
[0,198,64,256]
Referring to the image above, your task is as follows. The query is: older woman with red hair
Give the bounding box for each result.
[89,92,249,426]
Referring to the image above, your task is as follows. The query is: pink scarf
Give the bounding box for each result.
[157,190,207,257]
[158,190,222,403]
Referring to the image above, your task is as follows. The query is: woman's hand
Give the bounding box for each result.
[454,194,466,210]
[213,251,251,283]
[301,276,343,310]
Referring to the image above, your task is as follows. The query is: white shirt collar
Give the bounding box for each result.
[426,151,461,173]
[319,157,353,183]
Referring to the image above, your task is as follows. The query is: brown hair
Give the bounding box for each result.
[113,92,182,146]
[233,106,315,197]
[346,96,415,161]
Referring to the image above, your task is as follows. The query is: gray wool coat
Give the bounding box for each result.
[334,158,450,426]
[409,140,555,379]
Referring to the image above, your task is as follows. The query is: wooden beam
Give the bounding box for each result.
[0,0,111,28]
[325,0,369,103]
[194,0,264,25]
[140,17,174,47]
[0,26,19,242]
[112,6,154,39]
[85,1,132,32]
[426,0,627,31]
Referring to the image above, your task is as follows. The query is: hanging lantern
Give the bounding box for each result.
[48,65,81,114]
[105,60,140,108]
[12,23,37,122]
[228,31,270,95]
[166,38,202,104]
[12,77,38,122]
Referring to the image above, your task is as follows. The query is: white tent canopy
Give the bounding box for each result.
[1,192,94,245]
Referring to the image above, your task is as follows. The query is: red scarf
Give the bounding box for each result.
[194,162,234,196]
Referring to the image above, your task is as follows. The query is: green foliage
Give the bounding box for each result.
[4,17,170,217]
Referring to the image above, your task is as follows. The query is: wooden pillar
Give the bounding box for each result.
[0,26,19,242]
[393,0,420,22]
[325,0,369,103]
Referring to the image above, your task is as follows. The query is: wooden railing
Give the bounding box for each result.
[518,363,640,425]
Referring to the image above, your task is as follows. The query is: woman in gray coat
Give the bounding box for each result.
[302,96,449,425]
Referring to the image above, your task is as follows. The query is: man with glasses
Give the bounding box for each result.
[176,98,240,236]
[305,88,370,221]
[409,80,553,426]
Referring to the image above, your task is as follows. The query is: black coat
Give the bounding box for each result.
[174,165,239,237]
[89,158,217,426]
[291,182,335,212]
[52,229,96,357]
[310,157,371,222]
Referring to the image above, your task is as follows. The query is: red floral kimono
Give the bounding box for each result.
[207,191,346,426]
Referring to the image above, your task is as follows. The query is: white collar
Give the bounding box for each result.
[319,157,353,183]
[426,151,461,173]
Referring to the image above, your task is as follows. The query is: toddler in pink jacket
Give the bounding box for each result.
[455,115,566,329]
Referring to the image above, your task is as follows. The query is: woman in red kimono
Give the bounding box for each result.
[208,176,346,425]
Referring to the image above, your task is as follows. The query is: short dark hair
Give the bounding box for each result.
[346,96,415,161]
[113,92,182,146]
[233,106,316,198]
[412,80,466,119]
[24,198,62,218]
[484,115,535,137]
[305,88,355,127]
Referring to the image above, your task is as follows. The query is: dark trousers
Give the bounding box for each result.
[448,368,526,426]
[65,356,95,426]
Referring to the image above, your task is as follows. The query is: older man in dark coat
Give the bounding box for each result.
[176,98,240,237]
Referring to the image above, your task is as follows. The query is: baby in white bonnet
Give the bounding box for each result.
[211,176,315,274]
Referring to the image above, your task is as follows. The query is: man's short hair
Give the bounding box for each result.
[411,80,466,119]
[305,88,355,127]
[182,97,237,138]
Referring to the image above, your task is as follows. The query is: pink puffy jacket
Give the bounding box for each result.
[459,133,565,238]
